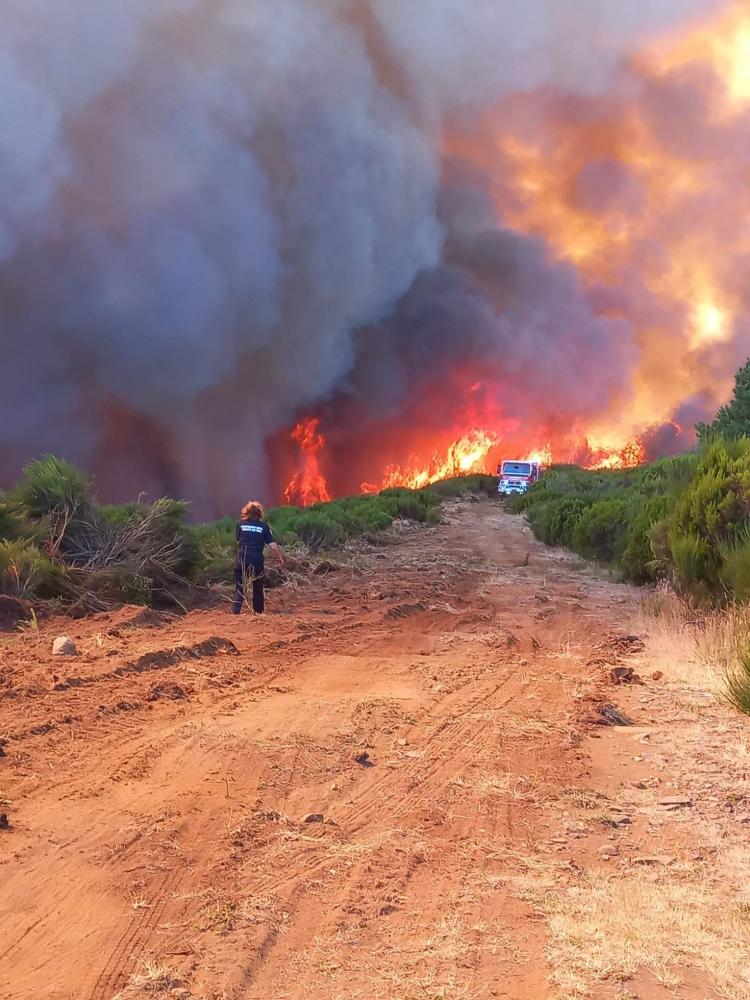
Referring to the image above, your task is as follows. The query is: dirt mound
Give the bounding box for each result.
[48,636,239,693]
[123,636,238,674]
[385,602,427,620]
[107,605,176,634]
[147,681,189,702]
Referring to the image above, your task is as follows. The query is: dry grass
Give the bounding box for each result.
[473,772,537,802]
[560,787,609,811]
[632,589,726,692]
[538,875,750,999]
[112,958,182,998]
[199,897,240,934]
[634,589,750,714]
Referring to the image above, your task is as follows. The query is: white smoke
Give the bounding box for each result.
[0,0,727,510]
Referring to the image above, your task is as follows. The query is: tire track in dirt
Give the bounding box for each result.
[88,866,185,1000]
[337,672,519,833]
[2,500,630,1000]
[248,675,523,902]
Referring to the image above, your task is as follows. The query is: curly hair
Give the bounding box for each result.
[241,500,264,521]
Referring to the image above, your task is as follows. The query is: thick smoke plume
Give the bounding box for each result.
[0,0,729,513]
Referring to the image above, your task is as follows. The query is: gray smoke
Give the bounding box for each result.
[0,0,725,513]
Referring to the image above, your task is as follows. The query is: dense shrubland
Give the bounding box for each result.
[509,360,750,715]
[511,359,750,608]
[512,440,750,604]
[0,459,494,612]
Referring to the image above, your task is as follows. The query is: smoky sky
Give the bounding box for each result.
[0,0,728,513]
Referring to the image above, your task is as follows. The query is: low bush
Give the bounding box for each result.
[0,539,60,599]
[427,475,497,497]
[0,460,501,609]
[572,499,630,563]
[514,461,691,586]
[620,496,670,585]
[513,433,750,603]
[289,512,346,550]
[64,565,153,613]
[11,454,91,522]
[724,641,750,716]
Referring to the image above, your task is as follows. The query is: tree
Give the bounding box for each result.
[697,358,750,442]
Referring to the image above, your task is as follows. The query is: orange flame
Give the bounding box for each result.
[284,418,331,506]
[524,445,553,468]
[284,420,647,502]
[365,429,500,492]
[587,439,646,471]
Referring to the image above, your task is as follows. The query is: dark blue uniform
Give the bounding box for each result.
[234,519,275,614]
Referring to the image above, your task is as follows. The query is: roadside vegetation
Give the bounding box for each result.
[510,358,750,715]
[0,457,496,614]
[512,360,750,603]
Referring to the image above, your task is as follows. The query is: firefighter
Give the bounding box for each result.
[233,500,283,615]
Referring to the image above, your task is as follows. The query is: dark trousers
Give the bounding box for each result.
[234,555,265,613]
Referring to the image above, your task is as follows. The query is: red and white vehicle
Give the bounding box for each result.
[497,459,542,496]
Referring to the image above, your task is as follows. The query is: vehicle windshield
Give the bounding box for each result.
[501,462,532,477]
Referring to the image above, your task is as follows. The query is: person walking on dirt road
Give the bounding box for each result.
[233,501,283,615]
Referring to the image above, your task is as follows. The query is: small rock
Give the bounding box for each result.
[330,782,340,791]
[598,845,620,859]
[354,751,374,768]
[147,682,187,702]
[302,813,324,824]
[397,738,408,747]
[651,670,663,681]
[632,855,675,866]
[610,666,635,685]
[0,813,10,831]
[52,636,77,656]
[603,814,631,828]
[598,704,633,726]
[658,796,693,808]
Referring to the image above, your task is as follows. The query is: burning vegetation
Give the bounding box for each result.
[0,1,748,513]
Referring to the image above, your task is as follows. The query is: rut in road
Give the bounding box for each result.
[0,499,635,1000]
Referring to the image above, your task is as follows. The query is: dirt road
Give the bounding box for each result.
[2,499,749,1000]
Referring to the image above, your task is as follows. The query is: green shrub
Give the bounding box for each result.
[662,439,750,601]
[667,532,715,602]
[426,475,497,497]
[620,496,669,585]
[291,512,345,550]
[549,497,587,547]
[572,499,630,563]
[526,501,559,546]
[724,640,750,716]
[66,565,152,610]
[0,540,59,598]
[718,525,750,602]
[13,455,91,520]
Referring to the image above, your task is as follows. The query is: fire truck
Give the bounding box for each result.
[497,459,543,497]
